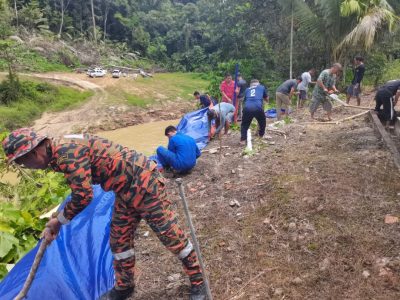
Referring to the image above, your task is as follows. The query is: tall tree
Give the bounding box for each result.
[336,0,398,57]
[90,0,97,42]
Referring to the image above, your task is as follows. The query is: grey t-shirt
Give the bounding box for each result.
[276,79,298,95]
[298,72,312,91]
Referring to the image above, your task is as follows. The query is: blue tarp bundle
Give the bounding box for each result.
[0,108,210,300]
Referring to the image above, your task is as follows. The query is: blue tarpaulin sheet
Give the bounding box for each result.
[0,108,210,300]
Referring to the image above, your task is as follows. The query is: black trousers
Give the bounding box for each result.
[375,89,395,122]
[240,107,266,141]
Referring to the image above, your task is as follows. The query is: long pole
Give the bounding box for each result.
[176,178,213,300]
[14,240,49,300]
[233,63,239,123]
[289,1,294,79]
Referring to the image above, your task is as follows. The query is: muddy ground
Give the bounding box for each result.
[8,72,198,136]
[130,95,400,299]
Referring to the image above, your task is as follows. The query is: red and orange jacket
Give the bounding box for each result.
[48,134,156,224]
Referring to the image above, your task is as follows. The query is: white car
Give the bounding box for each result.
[112,69,121,78]
[89,68,106,78]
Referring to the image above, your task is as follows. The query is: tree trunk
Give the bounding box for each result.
[14,0,18,27]
[103,1,109,41]
[58,0,64,37]
[90,0,97,42]
[289,1,294,79]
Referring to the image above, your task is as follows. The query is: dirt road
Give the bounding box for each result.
[8,72,200,136]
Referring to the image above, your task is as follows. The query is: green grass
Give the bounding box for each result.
[381,59,400,84]
[106,72,209,106]
[0,80,93,130]
[125,94,153,107]
[0,50,73,73]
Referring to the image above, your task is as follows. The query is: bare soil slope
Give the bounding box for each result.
[130,102,400,299]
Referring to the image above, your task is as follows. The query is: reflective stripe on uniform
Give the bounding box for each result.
[57,211,71,225]
[63,134,84,139]
[113,249,135,261]
[178,241,193,260]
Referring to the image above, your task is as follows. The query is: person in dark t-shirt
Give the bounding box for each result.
[375,79,400,127]
[193,91,217,108]
[346,56,365,106]
[236,74,247,120]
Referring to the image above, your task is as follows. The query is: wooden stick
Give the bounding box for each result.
[344,104,372,110]
[14,240,49,300]
[176,179,213,300]
[303,110,370,125]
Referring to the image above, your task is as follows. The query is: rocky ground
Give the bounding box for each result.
[129,96,400,299]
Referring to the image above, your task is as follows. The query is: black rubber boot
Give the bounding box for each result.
[189,283,207,300]
[99,287,134,300]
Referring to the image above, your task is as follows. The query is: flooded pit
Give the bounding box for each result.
[99,119,180,155]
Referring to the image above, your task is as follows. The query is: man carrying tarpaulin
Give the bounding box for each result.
[2,129,206,300]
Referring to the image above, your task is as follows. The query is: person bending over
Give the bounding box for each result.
[193,91,217,109]
[240,79,268,144]
[156,126,200,174]
[2,129,206,300]
[375,79,400,128]
[310,63,342,121]
[207,102,235,139]
[275,77,302,120]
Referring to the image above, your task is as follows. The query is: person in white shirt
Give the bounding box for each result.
[297,68,316,107]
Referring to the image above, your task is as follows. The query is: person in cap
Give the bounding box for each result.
[207,102,235,139]
[156,126,201,174]
[2,129,206,300]
[310,63,342,121]
[240,79,269,143]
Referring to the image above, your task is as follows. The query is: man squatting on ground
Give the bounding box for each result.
[193,91,217,109]
[2,129,206,300]
[275,77,302,120]
[297,68,316,108]
[240,79,268,144]
[207,102,235,139]
[310,63,342,121]
[375,80,400,127]
[157,126,201,174]
[346,56,365,106]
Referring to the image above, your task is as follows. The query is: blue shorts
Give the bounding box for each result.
[347,84,361,97]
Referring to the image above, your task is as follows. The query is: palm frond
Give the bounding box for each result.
[335,6,397,55]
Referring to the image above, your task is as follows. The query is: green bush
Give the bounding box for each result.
[0,131,70,280]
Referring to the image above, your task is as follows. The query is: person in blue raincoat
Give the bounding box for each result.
[156,126,201,174]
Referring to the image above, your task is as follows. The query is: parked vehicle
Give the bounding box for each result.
[89,68,106,78]
[112,69,122,78]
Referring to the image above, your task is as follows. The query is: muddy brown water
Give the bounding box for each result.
[99,119,180,155]
[0,119,180,187]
